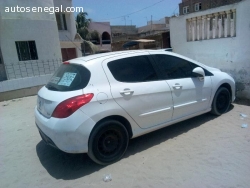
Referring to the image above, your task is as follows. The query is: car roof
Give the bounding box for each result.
[67,49,210,70]
[70,50,171,62]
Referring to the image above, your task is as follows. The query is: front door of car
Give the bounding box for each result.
[102,53,173,129]
[151,53,212,120]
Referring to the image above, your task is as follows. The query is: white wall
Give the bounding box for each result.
[0,75,52,93]
[54,0,76,41]
[54,0,82,58]
[0,0,62,79]
[170,0,250,99]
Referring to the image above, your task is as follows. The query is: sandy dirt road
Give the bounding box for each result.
[1,95,250,188]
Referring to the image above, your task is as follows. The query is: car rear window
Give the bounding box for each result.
[46,64,90,92]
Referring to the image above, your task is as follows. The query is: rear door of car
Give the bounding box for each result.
[102,52,173,129]
[150,52,212,120]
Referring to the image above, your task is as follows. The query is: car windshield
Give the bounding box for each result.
[45,64,91,92]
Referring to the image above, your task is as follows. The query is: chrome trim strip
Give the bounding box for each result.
[174,99,207,108]
[140,107,172,117]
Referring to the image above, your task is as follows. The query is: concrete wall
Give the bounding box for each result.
[0,75,51,101]
[0,85,43,102]
[138,24,167,33]
[170,0,250,99]
[111,25,138,35]
[111,25,138,43]
[147,17,170,25]
[0,0,63,99]
[0,0,62,79]
[0,74,51,93]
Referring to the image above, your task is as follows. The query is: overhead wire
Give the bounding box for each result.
[99,0,166,21]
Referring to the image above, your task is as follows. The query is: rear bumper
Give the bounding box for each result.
[35,107,96,153]
[37,125,58,149]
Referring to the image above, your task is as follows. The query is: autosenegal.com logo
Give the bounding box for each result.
[4,5,83,14]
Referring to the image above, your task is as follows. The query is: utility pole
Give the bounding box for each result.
[151,15,152,33]
[124,16,127,39]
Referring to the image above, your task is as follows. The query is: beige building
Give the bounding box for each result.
[138,17,170,37]
[111,25,138,43]
[111,17,171,51]
[88,22,111,52]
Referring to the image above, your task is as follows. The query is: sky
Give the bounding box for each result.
[72,0,181,27]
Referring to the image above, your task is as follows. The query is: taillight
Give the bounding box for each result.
[52,93,94,118]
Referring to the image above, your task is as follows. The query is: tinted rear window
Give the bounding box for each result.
[46,64,90,91]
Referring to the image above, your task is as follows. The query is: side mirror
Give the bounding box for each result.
[192,67,205,81]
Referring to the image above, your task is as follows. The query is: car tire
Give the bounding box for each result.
[88,120,129,165]
[211,87,231,115]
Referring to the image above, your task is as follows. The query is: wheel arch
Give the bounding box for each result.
[218,83,232,100]
[92,115,133,139]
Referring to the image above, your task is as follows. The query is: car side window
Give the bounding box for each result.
[153,54,195,79]
[108,55,158,82]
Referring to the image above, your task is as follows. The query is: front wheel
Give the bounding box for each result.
[211,87,231,115]
[88,120,129,165]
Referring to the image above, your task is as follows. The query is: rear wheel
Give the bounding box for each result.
[88,120,129,165]
[211,87,231,115]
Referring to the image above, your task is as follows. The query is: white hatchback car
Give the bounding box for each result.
[35,50,235,165]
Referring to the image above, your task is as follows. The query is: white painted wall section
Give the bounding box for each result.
[0,0,62,79]
[170,0,250,99]
[54,0,82,58]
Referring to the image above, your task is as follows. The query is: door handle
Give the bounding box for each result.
[120,89,134,95]
[172,84,182,89]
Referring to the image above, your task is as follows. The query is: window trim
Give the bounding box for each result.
[15,41,38,61]
[56,13,67,30]
[194,2,202,12]
[183,6,189,14]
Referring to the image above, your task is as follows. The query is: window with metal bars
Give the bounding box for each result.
[15,41,38,61]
